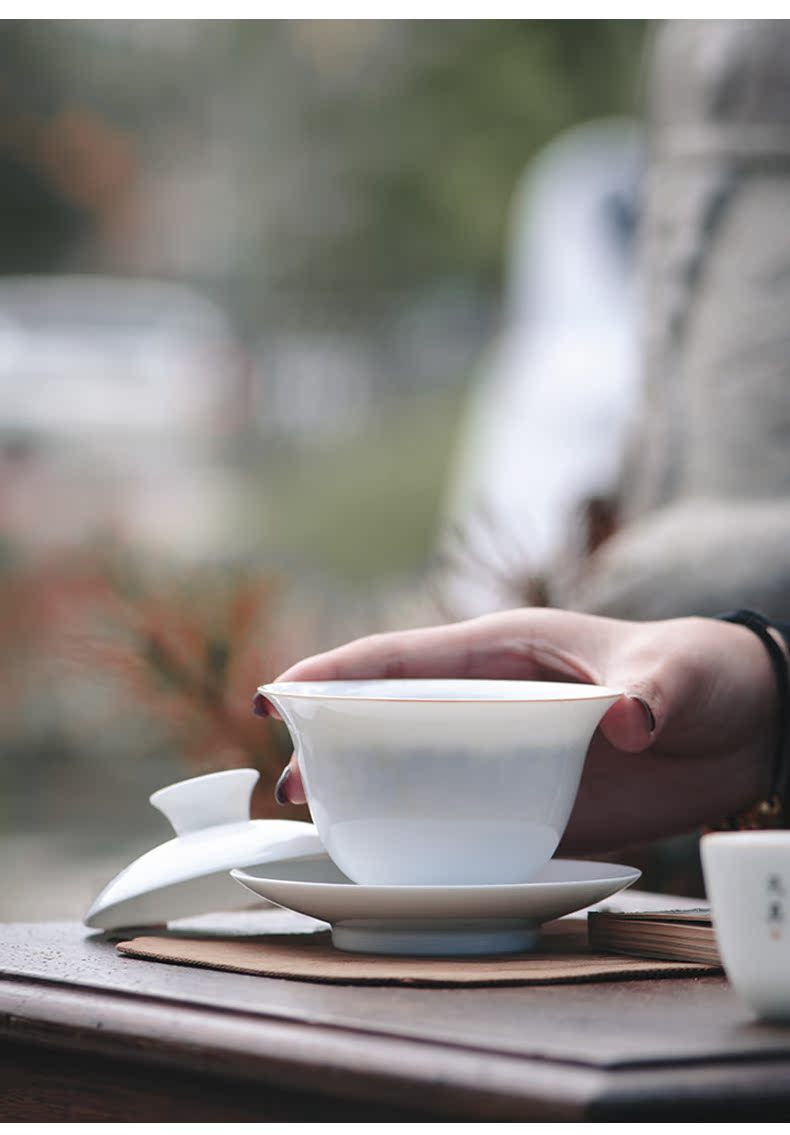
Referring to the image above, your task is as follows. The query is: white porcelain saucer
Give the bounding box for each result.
[231,857,641,956]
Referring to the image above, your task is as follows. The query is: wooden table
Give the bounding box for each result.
[2,910,790,1121]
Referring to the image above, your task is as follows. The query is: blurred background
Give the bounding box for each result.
[0,19,651,919]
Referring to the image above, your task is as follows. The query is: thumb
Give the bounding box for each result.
[598,645,696,752]
[599,692,658,753]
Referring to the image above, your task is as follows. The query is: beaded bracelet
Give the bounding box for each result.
[714,609,789,830]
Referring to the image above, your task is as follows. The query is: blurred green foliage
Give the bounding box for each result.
[0,18,648,593]
[244,387,467,582]
[284,20,647,291]
[0,20,646,304]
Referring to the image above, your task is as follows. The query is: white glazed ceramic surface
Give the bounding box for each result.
[84,769,324,931]
[701,832,790,1021]
[231,855,640,955]
[258,679,622,886]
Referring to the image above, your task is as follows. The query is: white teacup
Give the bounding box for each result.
[258,678,622,886]
[701,831,790,1020]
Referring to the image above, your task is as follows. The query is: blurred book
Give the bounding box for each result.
[587,908,720,966]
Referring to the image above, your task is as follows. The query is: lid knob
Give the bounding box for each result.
[150,768,260,836]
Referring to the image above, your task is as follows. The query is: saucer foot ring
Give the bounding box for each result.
[330,919,540,956]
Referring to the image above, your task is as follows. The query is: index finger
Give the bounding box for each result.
[272,609,606,685]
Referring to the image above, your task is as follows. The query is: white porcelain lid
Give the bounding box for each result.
[84,768,324,931]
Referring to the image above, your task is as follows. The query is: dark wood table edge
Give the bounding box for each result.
[3,975,790,1121]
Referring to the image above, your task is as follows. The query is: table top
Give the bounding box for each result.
[2,908,790,1120]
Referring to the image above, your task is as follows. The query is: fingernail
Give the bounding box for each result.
[252,692,269,717]
[630,695,656,733]
[274,765,291,806]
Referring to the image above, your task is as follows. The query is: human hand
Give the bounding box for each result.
[255,608,778,854]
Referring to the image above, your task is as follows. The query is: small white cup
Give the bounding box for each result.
[701,831,790,1020]
[259,678,621,886]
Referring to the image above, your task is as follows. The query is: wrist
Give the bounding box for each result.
[711,611,789,830]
